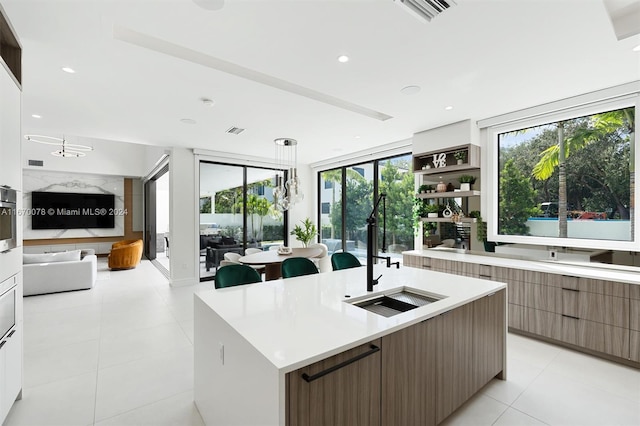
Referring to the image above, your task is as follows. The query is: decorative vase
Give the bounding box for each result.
[442,206,453,218]
[436,181,447,192]
[457,159,463,165]
[460,183,471,191]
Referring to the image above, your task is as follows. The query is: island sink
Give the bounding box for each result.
[351,289,444,317]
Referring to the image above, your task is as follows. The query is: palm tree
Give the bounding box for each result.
[532,107,634,238]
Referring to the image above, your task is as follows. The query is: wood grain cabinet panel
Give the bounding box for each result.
[492,267,524,283]
[430,259,447,273]
[577,293,628,328]
[561,289,580,319]
[630,330,640,362]
[524,271,551,286]
[381,318,437,426]
[472,290,506,391]
[547,274,578,289]
[478,264,492,278]
[577,278,627,298]
[508,280,526,306]
[577,320,629,359]
[287,340,382,426]
[630,299,640,332]
[458,262,479,278]
[436,304,474,424]
[629,285,640,301]
[524,307,562,340]
[508,303,524,330]
[526,283,561,312]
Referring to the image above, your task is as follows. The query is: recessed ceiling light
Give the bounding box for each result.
[337,55,349,63]
[201,98,215,107]
[180,118,197,124]
[61,67,76,74]
[400,85,421,95]
[633,44,640,52]
[31,114,42,119]
[445,106,453,110]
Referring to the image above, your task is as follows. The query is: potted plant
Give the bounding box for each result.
[468,212,495,252]
[454,150,466,165]
[418,184,430,194]
[458,175,476,191]
[424,203,440,218]
[290,218,318,247]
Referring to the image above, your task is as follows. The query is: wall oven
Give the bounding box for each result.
[0,186,17,252]
[0,275,16,343]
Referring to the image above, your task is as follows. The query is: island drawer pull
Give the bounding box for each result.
[562,288,579,292]
[301,344,380,383]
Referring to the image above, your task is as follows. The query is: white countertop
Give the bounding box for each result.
[404,249,640,286]
[195,264,505,373]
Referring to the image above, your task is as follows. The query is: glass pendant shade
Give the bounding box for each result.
[274,138,303,211]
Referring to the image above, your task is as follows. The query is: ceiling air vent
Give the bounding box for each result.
[226,126,245,135]
[396,0,456,22]
[28,159,44,167]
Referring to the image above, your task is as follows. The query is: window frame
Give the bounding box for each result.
[485,94,639,251]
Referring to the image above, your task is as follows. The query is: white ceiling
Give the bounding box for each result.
[3,0,639,165]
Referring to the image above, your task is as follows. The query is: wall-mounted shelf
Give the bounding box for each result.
[413,144,480,175]
[417,190,480,199]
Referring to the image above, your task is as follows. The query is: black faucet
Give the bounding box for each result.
[366,193,400,292]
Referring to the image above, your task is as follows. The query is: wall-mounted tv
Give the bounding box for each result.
[31,192,115,229]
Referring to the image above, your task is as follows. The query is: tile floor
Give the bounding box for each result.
[5,258,640,425]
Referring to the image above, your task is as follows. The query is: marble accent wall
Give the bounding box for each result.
[23,170,125,239]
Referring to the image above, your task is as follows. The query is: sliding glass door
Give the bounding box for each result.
[317,153,414,264]
[199,162,287,281]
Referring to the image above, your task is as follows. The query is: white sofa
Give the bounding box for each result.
[23,250,97,296]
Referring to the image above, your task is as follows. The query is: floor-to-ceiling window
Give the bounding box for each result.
[318,153,414,263]
[199,162,287,281]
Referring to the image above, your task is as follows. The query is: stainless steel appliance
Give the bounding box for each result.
[0,186,17,252]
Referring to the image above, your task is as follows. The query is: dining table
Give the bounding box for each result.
[238,247,323,281]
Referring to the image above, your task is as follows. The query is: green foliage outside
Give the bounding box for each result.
[326,158,415,250]
[378,158,415,249]
[499,159,540,235]
[499,106,634,238]
[262,224,284,241]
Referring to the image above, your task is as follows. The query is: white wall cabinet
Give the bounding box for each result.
[0,326,22,420]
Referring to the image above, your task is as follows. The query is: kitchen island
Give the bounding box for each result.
[194,263,507,426]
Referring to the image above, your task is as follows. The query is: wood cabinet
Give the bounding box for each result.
[287,340,382,426]
[381,317,437,426]
[472,290,506,390]
[287,290,507,426]
[627,286,639,362]
[403,253,639,366]
[436,303,474,424]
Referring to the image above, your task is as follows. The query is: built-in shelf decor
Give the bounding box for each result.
[413,144,480,175]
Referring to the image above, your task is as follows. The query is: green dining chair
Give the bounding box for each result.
[214,264,262,289]
[331,252,362,271]
[281,257,319,279]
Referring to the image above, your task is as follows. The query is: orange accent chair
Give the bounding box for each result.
[108,239,143,270]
